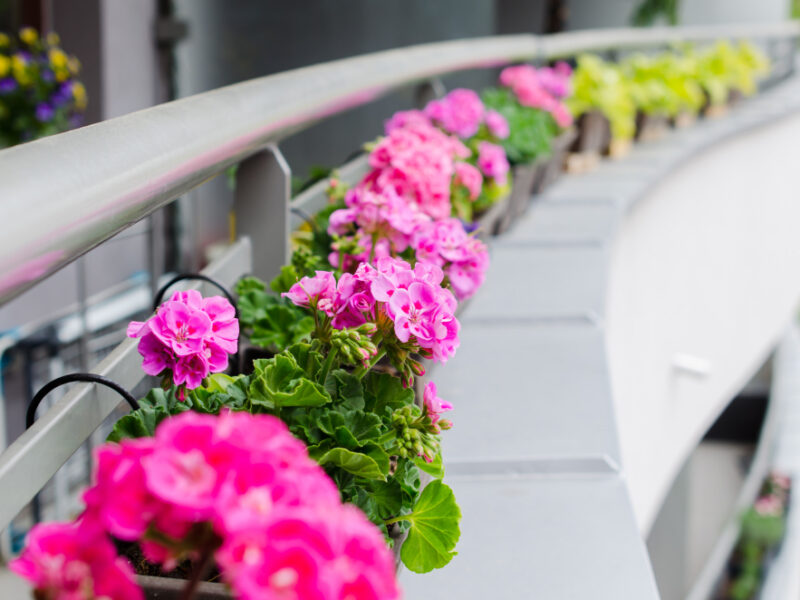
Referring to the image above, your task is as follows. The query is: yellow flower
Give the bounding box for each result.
[0,55,9,78]
[11,54,29,86]
[48,48,67,69]
[0,33,9,47]
[55,68,69,82]
[67,56,80,75]
[45,32,60,46]
[19,27,37,45]
[72,81,87,109]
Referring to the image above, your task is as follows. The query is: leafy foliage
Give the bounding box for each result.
[482,87,555,165]
[397,480,461,573]
[235,276,314,351]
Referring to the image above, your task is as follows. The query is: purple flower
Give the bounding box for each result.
[35,102,54,122]
[40,69,54,83]
[0,78,16,94]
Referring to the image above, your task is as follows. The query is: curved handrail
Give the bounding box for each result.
[0,22,796,306]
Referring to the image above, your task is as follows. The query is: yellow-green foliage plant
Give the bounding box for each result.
[695,40,770,105]
[567,54,636,142]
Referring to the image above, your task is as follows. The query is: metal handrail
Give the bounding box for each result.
[0,22,796,306]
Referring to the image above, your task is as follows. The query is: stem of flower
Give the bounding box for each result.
[180,542,216,600]
[318,346,338,384]
[384,513,412,526]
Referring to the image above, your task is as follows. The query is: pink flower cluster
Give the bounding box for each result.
[423,382,453,433]
[500,63,574,128]
[365,120,470,220]
[411,218,489,300]
[127,290,238,390]
[477,141,510,182]
[424,88,510,140]
[284,257,460,362]
[11,519,143,600]
[13,411,400,600]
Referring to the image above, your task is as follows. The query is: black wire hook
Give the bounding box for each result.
[26,373,140,430]
[153,273,238,315]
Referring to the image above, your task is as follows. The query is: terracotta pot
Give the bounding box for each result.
[635,112,669,142]
[606,138,632,160]
[534,128,576,193]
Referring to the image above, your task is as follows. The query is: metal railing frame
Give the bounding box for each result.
[0,20,797,558]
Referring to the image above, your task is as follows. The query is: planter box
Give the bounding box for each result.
[635,112,669,142]
[566,111,610,173]
[472,192,511,238]
[671,111,696,129]
[499,160,544,232]
[534,128,577,194]
[606,138,632,160]
[139,575,229,600]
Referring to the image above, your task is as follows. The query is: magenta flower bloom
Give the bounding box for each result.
[127,291,238,390]
[453,162,483,201]
[282,271,336,309]
[477,141,510,180]
[485,109,510,139]
[424,381,454,433]
[384,108,430,134]
[424,88,486,138]
[10,519,143,600]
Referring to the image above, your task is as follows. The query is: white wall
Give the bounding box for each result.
[606,112,800,533]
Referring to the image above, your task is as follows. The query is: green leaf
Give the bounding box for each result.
[107,388,187,442]
[414,453,445,479]
[364,479,404,520]
[249,354,332,409]
[399,480,461,573]
[313,447,387,480]
[270,265,300,294]
[325,369,365,410]
[363,372,415,416]
[286,343,324,379]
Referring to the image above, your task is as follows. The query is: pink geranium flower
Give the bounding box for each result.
[477,141,510,180]
[127,291,238,390]
[485,109,510,139]
[10,520,143,600]
[423,381,453,433]
[453,162,483,201]
[424,88,486,138]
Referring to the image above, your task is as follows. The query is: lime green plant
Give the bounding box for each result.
[622,52,704,117]
[567,54,636,141]
[695,40,770,106]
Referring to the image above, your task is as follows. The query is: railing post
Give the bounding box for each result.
[414,78,446,108]
[233,145,291,282]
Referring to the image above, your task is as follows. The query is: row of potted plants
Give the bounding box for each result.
[10,39,771,600]
[568,40,769,159]
[718,471,792,600]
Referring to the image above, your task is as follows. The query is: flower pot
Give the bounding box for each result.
[566,111,610,173]
[671,111,696,129]
[138,575,230,600]
[499,161,543,232]
[728,88,745,106]
[471,192,511,238]
[635,112,669,142]
[606,138,632,160]
[534,128,576,193]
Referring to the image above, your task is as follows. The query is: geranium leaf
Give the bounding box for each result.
[399,480,461,573]
[314,447,386,480]
[249,354,331,408]
[414,453,444,479]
